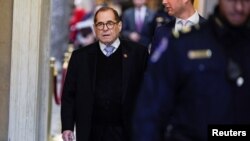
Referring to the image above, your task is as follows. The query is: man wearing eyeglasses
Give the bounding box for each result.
[134,0,250,141]
[61,6,149,141]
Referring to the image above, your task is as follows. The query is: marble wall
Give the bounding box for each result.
[0,0,13,140]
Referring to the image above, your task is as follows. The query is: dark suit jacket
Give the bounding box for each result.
[122,7,155,47]
[151,15,206,53]
[61,39,149,141]
[133,12,250,141]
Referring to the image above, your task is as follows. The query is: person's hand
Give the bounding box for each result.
[62,130,74,141]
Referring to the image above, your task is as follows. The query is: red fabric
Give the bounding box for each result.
[69,7,86,43]
[70,7,86,26]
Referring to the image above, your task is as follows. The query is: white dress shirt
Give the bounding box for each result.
[174,11,200,31]
[99,38,120,55]
[135,6,147,24]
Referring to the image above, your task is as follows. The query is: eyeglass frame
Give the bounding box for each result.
[95,20,119,30]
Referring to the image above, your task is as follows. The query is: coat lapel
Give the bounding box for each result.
[88,43,98,92]
[131,9,136,30]
[143,8,152,26]
[121,41,132,103]
[198,15,207,23]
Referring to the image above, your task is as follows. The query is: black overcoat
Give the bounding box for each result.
[61,39,149,141]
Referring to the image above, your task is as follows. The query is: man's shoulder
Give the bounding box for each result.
[198,15,207,23]
[121,39,145,47]
[171,22,210,40]
[73,42,98,55]
[146,7,156,16]
[165,19,176,27]
[123,8,134,15]
[154,20,175,37]
[120,39,148,52]
[155,24,174,32]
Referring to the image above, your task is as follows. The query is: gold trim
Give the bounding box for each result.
[188,49,212,59]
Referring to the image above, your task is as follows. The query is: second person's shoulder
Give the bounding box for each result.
[121,39,147,49]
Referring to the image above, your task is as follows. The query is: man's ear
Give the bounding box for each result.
[118,21,122,31]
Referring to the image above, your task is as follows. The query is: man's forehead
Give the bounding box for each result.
[97,10,114,17]
[96,11,115,21]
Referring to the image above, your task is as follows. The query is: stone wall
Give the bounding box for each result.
[0,0,13,140]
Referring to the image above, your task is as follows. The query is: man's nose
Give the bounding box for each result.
[162,0,168,4]
[103,24,109,31]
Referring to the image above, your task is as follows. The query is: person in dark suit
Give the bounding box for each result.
[150,0,206,54]
[121,0,155,48]
[61,7,149,141]
[152,5,174,30]
[134,0,250,141]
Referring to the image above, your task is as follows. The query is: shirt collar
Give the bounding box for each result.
[99,38,120,53]
[175,10,200,25]
[136,5,146,12]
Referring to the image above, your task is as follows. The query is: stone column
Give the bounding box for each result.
[0,0,13,140]
[8,0,51,141]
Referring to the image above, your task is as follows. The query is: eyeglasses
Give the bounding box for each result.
[95,21,118,30]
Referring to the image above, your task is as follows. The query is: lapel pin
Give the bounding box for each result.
[123,54,128,58]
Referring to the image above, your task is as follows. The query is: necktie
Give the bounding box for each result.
[176,20,191,31]
[104,46,115,57]
[136,9,143,32]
